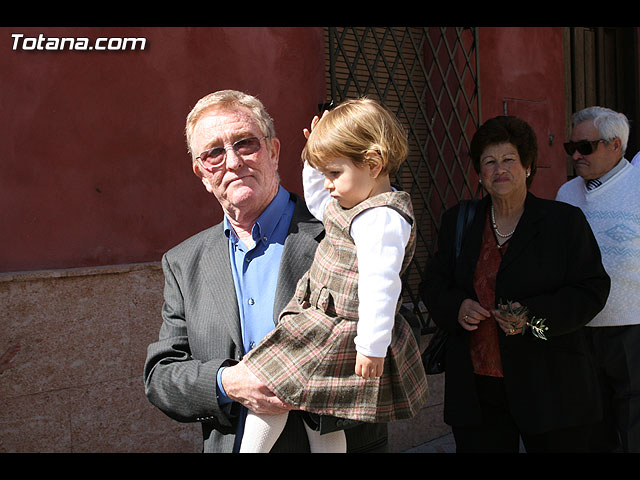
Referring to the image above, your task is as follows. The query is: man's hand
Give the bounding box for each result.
[221,362,293,414]
[355,353,384,379]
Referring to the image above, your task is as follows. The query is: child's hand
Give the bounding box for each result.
[302,110,330,139]
[355,353,384,379]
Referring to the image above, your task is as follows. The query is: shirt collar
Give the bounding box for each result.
[585,157,628,188]
[224,185,289,246]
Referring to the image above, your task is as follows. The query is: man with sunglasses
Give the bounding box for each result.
[143,90,387,453]
[556,106,640,452]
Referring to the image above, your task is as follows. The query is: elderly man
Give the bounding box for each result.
[143,90,387,453]
[556,106,640,452]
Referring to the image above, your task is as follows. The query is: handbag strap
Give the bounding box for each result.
[455,200,477,260]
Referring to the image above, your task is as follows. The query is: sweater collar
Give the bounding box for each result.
[584,157,628,191]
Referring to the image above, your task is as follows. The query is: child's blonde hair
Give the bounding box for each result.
[302,98,409,176]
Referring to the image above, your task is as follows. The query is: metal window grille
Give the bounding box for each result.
[324,27,482,332]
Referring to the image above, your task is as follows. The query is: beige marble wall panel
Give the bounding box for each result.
[0,263,199,452]
[0,263,444,452]
[68,376,199,453]
[2,270,135,396]
[0,389,72,452]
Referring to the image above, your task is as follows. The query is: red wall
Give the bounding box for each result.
[0,27,326,273]
[478,27,567,200]
[2,27,571,273]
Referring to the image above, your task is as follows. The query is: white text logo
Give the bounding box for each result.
[11,33,146,51]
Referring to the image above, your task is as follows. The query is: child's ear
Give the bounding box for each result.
[366,150,384,178]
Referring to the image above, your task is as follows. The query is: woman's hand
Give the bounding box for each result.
[493,301,527,335]
[355,353,384,379]
[457,299,491,331]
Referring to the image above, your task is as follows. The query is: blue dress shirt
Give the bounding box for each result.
[216,185,296,404]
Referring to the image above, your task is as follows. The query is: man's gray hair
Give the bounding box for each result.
[185,90,277,159]
[572,106,630,155]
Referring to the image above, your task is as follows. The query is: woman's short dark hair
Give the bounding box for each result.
[470,115,538,186]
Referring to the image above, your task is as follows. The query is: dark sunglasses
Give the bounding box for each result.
[563,139,606,156]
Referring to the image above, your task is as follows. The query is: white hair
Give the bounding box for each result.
[572,106,630,155]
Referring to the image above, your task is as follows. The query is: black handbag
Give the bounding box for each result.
[422,327,448,375]
[422,199,477,375]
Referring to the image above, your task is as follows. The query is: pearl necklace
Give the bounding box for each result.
[491,205,516,238]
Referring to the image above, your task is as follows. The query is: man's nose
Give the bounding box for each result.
[569,149,582,162]
[225,148,244,170]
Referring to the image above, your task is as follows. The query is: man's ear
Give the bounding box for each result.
[611,137,623,155]
[268,137,281,169]
[192,160,202,178]
[192,161,215,193]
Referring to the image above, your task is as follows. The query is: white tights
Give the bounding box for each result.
[239,411,347,453]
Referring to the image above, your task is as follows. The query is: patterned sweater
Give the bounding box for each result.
[556,160,640,327]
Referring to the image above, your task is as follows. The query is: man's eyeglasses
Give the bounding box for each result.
[196,136,268,169]
[563,139,607,156]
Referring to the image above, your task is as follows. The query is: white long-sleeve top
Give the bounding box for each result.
[302,162,412,357]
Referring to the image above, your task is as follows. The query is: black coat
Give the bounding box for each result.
[422,193,610,434]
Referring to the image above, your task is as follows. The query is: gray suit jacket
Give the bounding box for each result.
[144,192,387,452]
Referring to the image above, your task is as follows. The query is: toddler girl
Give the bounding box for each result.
[239,98,429,452]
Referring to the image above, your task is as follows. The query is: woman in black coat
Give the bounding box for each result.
[421,116,610,452]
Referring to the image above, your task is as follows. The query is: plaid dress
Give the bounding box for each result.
[243,191,429,423]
